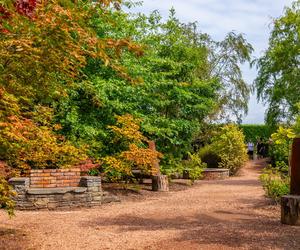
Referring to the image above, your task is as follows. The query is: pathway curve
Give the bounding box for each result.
[1,160,300,250]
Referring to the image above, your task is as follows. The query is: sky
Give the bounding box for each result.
[130,0,294,124]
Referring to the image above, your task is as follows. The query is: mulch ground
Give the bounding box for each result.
[1,159,300,250]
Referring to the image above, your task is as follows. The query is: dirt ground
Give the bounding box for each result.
[1,159,300,250]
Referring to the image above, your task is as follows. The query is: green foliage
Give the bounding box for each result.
[198,145,221,168]
[59,8,253,167]
[207,124,248,175]
[254,1,300,125]
[239,124,274,142]
[269,126,295,167]
[260,167,290,203]
[183,153,206,183]
[0,177,15,217]
[161,152,206,183]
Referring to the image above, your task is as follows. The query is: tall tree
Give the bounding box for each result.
[254,1,300,125]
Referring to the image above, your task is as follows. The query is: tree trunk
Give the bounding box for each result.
[290,138,300,195]
[152,175,169,192]
[281,195,300,226]
[148,140,161,175]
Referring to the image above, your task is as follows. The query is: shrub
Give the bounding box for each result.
[239,124,274,143]
[0,177,16,217]
[160,153,206,183]
[101,115,163,182]
[0,115,87,172]
[206,124,248,175]
[182,153,207,184]
[197,145,221,168]
[260,167,289,203]
[269,126,295,167]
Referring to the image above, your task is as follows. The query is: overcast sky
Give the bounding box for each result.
[131,0,294,124]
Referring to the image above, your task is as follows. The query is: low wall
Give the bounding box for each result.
[202,168,229,180]
[30,168,81,188]
[9,176,119,210]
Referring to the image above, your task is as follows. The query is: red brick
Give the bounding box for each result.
[30,173,43,177]
[30,169,43,173]
[59,169,70,172]
[57,176,68,180]
[59,183,71,187]
[30,184,43,188]
[50,172,62,177]
[43,169,56,173]
[63,172,76,176]
[70,168,81,172]
[43,184,57,188]
[63,179,74,183]
[38,173,51,177]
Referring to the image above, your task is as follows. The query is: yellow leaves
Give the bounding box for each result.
[108,114,145,144]
[271,126,296,145]
[120,144,163,174]
[103,114,163,179]
[0,176,16,217]
[0,111,87,170]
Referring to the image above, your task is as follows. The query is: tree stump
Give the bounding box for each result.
[183,170,190,179]
[281,195,300,225]
[152,175,169,192]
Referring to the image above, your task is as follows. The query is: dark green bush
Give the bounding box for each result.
[198,145,221,168]
[239,124,274,143]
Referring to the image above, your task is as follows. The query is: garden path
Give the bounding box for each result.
[1,159,300,250]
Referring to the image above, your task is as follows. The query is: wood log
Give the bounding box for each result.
[152,175,169,192]
[281,195,300,225]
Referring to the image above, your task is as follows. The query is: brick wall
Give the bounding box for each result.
[30,168,81,188]
[202,169,229,180]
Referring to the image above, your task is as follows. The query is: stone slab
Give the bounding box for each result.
[27,187,87,195]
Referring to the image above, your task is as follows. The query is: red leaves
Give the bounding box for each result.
[0,0,36,33]
[75,159,100,173]
[0,0,36,20]
[15,0,37,18]
[0,6,11,20]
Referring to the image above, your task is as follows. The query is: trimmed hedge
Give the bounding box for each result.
[239,124,274,143]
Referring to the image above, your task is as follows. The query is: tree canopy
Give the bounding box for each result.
[254,0,300,125]
[0,0,253,214]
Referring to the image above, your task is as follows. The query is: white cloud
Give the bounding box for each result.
[131,0,294,123]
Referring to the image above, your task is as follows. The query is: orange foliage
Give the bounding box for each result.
[0,115,87,171]
[0,88,87,171]
[121,144,162,175]
[102,114,163,180]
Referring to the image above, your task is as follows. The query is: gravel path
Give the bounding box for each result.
[1,159,300,250]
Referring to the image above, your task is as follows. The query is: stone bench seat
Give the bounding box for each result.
[26,187,87,195]
[9,175,120,210]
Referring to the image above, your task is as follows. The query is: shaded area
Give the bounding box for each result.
[82,211,300,249]
[0,227,28,250]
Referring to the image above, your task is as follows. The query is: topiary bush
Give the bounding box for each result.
[239,124,274,143]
